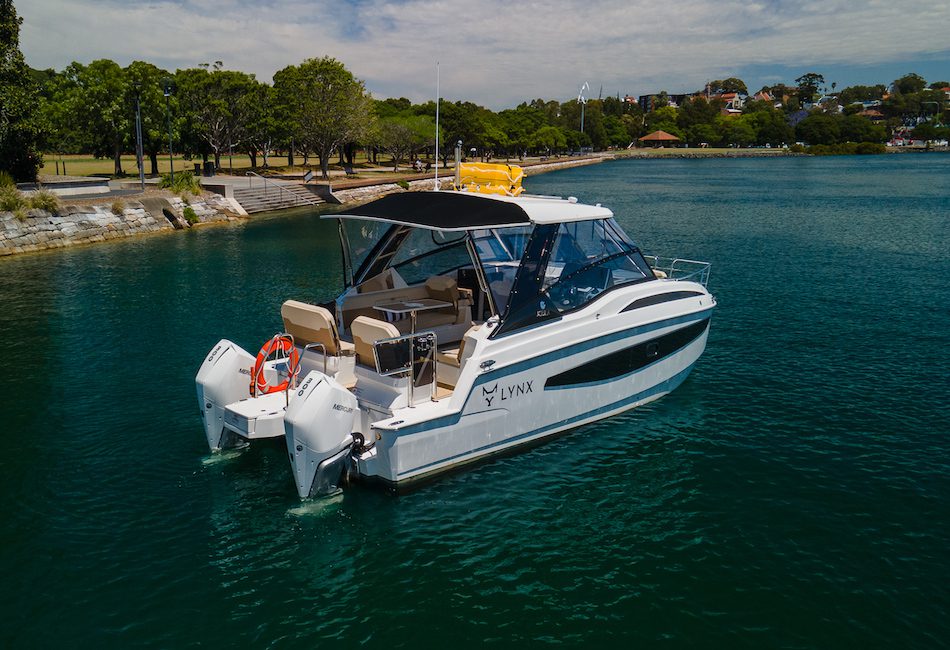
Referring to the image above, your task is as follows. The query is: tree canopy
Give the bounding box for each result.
[0,0,44,180]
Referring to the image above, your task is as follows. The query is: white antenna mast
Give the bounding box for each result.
[434,62,440,191]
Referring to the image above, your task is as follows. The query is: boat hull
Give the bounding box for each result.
[358,307,711,487]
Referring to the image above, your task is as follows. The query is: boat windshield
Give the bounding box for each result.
[541,219,654,312]
[494,218,655,336]
[471,226,533,314]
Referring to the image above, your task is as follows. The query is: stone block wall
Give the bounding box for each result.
[0,195,244,257]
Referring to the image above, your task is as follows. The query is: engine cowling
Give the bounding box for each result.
[196,339,254,451]
[284,371,359,498]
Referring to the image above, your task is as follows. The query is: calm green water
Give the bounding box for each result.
[1,155,948,648]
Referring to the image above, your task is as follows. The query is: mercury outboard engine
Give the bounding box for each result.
[196,339,254,451]
[284,370,360,498]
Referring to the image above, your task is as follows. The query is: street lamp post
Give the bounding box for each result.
[133,84,145,191]
[162,78,175,183]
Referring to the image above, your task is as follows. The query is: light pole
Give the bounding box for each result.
[162,78,175,183]
[133,84,145,191]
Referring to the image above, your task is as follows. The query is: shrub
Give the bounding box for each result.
[805,142,886,156]
[111,199,126,215]
[396,180,410,190]
[0,171,14,187]
[855,142,886,155]
[0,185,26,211]
[28,189,60,214]
[788,144,806,154]
[182,205,199,225]
[13,206,28,222]
[159,170,202,196]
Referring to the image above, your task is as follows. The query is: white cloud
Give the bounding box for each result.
[18,0,950,107]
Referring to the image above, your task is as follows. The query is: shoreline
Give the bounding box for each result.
[2,146,947,259]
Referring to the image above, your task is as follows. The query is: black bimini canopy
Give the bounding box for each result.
[331,192,532,231]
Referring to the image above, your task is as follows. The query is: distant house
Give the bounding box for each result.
[717,92,745,111]
[859,109,885,122]
[753,90,773,103]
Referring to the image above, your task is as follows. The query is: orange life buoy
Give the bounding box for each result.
[250,334,300,396]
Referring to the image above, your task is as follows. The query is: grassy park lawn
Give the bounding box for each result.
[39,151,393,178]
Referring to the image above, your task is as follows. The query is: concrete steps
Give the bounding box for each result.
[232,183,322,214]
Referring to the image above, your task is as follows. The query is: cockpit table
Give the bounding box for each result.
[373,298,452,338]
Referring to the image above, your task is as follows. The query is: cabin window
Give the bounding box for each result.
[541,219,654,313]
[390,228,472,285]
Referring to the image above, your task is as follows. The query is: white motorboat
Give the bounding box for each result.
[196,188,715,498]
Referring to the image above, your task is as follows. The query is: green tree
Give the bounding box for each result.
[893,73,926,95]
[176,64,257,170]
[911,122,939,142]
[720,116,756,147]
[49,60,130,175]
[686,123,719,147]
[644,105,680,136]
[708,77,748,95]
[274,57,372,179]
[796,112,839,145]
[528,125,565,154]
[677,97,721,132]
[795,72,825,104]
[603,115,630,147]
[0,0,44,180]
[746,109,794,146]
[375,114,434,170]
[839,114,886,143]
[241,82,285,168]
[620,113,644,142]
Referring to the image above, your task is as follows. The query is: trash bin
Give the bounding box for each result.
[194,163,202,175]
[203,161,215,177]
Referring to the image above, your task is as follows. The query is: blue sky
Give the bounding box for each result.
[19,0,950,108]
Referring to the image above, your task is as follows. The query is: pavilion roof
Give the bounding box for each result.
[639,130,681,142]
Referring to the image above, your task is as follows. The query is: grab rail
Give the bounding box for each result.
[644,255,711,287]
[245,171,303,206]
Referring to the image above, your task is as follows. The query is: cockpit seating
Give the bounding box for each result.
[350,316,401,368]
[281,300,355,357]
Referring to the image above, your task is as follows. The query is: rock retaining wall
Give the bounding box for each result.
[0,194,244,257]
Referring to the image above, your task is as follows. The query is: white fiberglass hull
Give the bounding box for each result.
[356,285,714,490]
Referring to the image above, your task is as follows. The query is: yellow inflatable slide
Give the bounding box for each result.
[455,162,524,196]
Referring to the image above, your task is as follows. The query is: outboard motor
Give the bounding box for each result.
[196,339,254,451]
[284,370,360,498]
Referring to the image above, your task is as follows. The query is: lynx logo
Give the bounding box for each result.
[482,380,534,407]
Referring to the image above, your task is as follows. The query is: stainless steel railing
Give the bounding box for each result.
[245,171,303,206]
[644,255,712,287]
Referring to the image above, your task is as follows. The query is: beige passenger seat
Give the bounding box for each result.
[435,326,480,388]
[280,300,355,356]
[350,316,401,368]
